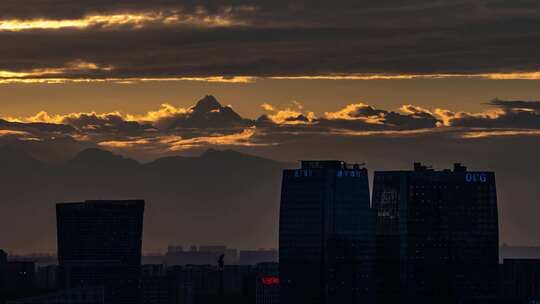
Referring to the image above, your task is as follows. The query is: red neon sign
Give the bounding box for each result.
[261,276,280,285]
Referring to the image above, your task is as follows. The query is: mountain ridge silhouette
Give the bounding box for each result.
[0,146,291,253]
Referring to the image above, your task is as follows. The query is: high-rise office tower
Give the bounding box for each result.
[279,161,375,304]
[56,200,145,304]
[373,163,499,304]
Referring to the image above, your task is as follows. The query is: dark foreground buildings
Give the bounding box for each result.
[373,163,499,304]
[56,200,145,304]
[0,258,38,303]
[279,161,375,304]
[164,245,278,266]
[501,259,540,303]
[255,262,279,304]
[0,161,514,304]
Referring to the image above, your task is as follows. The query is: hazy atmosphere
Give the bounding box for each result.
[1,0,540,254]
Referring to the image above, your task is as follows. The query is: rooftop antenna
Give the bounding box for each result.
[218,254,225,299]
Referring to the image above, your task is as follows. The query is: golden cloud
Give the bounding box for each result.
[399,105,434,116]
[3,100,228,130]
[165,128,261,151]
[4,97,540,156]
[260,103,275,112]
[0,129,43,141]
[0,130,31,136]
[324,103,386,124]
[4,110,124,125]
[268,110,309,124]
[433,108,506,127]
[0,11,244,32]
[0,76,255,85]
[125,104,191,123]
[261,101,315,124]
[483,72,540,80]
[98,138,152,148]
[0,60,114,81]
[328,128,439,137]
[461,129,540,138]
[97,127,268,152]
[271,71,540,81]
[5,70,540,85]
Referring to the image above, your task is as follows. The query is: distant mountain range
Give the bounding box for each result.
[2,143,540,255]
[0,95,282,164]
[0,146,291,253]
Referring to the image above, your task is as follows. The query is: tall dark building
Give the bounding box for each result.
[56,200,145,304]
[502,259,540,303]
[279,161,375,304]
[373,163,499,304]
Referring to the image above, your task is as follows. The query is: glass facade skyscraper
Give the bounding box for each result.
[373,163,499,304]
[56,200,145,304]
[279,161,375,304]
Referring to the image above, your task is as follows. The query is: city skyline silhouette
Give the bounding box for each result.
[2,1,540,302]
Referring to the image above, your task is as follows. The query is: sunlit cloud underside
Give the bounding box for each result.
[3,73,540,84]
[271,72,540,81]
[0,77,256,84]
[0,11,242,31]
[98,128,272,152]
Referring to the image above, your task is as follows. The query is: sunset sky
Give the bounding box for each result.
[1,0,540,136]
[2,0,540,118]
[1,0,540,252]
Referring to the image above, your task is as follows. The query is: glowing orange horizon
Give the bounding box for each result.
[3,72,540,85]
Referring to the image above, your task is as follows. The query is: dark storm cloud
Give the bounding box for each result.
[2,1,540,79]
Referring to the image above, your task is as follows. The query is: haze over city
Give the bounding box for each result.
[1,93,539,253]
[1,1,540,303]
